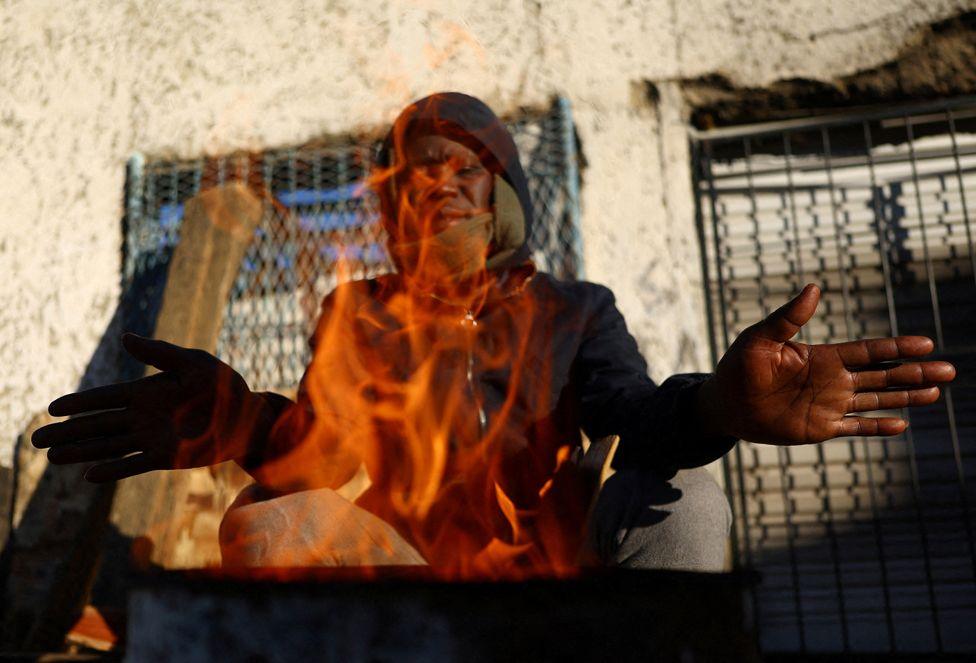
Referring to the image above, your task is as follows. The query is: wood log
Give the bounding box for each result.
[110,182,265,569]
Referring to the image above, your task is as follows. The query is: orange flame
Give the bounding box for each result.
[216,95,591,581]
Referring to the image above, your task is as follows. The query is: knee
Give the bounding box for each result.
[218,484,354,567]
[219,484,427,568]
[684,468,733,559]
[218,483,297,567]
[589,466,732,572]
[668,466,733,539]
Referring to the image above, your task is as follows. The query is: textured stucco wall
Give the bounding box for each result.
[1,0,972,464]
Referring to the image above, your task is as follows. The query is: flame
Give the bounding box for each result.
[217,98,592,580]
[138,158,589,578]
[494,481,521,542]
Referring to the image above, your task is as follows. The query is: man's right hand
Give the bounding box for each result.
[32,333,275,483]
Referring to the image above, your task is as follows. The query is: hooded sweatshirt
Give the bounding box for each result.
[242,93,737,573]
[374,92,534,276]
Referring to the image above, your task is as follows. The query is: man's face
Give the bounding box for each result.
[396,134,494,243]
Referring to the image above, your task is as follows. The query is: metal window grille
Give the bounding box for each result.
[122,97,583,391]
[693,97,976,655]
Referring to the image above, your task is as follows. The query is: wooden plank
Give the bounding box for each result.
[109,182,265,569]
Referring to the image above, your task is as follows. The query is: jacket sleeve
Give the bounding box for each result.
[572,284,737,476]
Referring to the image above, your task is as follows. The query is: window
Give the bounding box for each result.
[694,98,976,654]
[122,97,583,392]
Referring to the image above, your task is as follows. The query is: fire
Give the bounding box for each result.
[219,96,592,579]
[239,260,584,579]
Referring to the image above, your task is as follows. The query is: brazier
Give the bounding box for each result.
[126,568,759,662]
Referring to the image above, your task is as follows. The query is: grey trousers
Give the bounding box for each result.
[220,467,732,571]
[586,467,733,572]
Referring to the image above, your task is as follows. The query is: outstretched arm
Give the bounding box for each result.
[32,333,279,481]
[696,284,956,444]
[572,283,737,473]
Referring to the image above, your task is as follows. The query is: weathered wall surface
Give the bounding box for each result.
[1,0,973,465]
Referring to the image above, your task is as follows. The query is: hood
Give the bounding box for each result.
[373,92,534,274]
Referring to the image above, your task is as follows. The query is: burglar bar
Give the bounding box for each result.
[693,97,976,655]
[122,98,584,393]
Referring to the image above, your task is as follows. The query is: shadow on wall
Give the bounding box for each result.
[0,302,147,652]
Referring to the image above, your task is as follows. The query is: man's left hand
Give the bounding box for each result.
[697,284,957,444]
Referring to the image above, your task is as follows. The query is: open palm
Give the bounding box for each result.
[32,334,275,482]
[707,285,956,445]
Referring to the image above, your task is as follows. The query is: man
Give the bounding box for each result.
[33,93,956,574]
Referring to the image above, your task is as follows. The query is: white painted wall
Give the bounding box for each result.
[1,0,972,464]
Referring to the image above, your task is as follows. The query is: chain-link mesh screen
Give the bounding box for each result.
[122,98,582,391]
[694,100,976,655]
